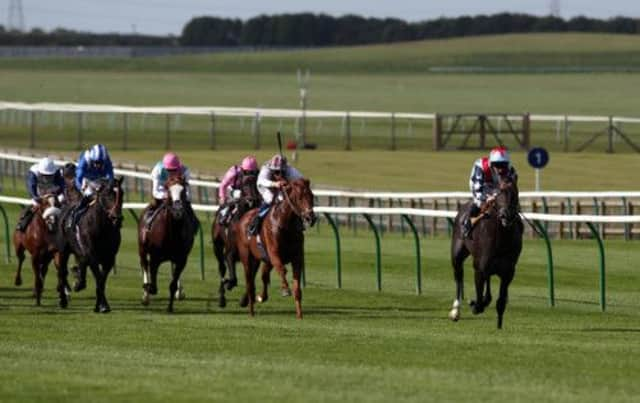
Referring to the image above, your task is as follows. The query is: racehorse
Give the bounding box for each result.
[138,175,197,312]
[54,177,124,313]
[449,178,523,329]
[211,171,265,307]
[233,178,315,318]
[12,195,69,306]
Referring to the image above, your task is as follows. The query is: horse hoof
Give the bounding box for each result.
[14,278,22,286]
[219,297,227,308]
[239,295,249,308]
[99,305,111,314]
[59,298,68,309]
[448,308,460,321]
[281,288,292,297]
[141,293,150,306]
[150,285,158,295]
[166,306,174,313]
[175,289,186,301]
[225,279,237,291]
[469,301,483,315]
[73,281,86,292]
[256,295,268,304]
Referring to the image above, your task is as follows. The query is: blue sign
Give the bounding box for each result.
[527,147,549,169]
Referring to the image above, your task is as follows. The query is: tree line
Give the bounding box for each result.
[1,13,639,46]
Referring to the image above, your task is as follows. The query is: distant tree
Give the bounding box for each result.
[181,16,242,46]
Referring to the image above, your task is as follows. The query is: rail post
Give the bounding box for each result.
[29,110,36,149]
[533,220,555,307]
[401,214,422,295]
[122,113,129,150]
[198,220,205,280]
[363,213,381,291]
[586,222,606,312]
[390,112,396,151]
[209,112,216,150]
[322,212,342,289]
[344,112,351,151]
[165,114,171,150]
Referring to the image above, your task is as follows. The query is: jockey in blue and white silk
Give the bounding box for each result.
[75,144,114,196]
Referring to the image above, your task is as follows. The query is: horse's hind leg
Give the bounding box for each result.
[291,254,304,319]
[449,238,469,321]
[241,256,259,316]
[55,257,69,308]
[470,258,489,315]
[482,279,493,309]
[496,268,514,329]
[73,262,87,292]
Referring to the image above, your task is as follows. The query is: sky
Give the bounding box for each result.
[3,0,640,36]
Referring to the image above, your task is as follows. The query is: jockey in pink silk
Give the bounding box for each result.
[217,155,260,226]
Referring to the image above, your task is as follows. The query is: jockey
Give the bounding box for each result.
[247,154,303,236]
[16,157,65,232]
[143,152,193,228]
[68,144,114,228]
[463,146,518,238]
[217,155,260,226]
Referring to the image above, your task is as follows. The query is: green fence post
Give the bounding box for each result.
[586,222,606,312]
[0,203,11,263]
[128,209,139,225]
[322,212,342,289]
[401,214,422,295]
[541,197,549,232]
[363,213,381,292]
[533,220,555,307]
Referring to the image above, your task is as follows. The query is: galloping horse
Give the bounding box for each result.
[12,195,69,306]
[234,178,315,318]
[55,177,124,313]
[211,172,262,307]
[138,175,197,312]
[449,178,523,329]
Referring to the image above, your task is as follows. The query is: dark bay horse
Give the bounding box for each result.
[450,178,523,329]
[211,172,263,307]
[55,177,124,313]
[12,195,69,306]
[138,175,197,312]
[234,178,315,318]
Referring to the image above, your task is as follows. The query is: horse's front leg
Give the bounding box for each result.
[167,260,187,313]
[88,263,107,313]
[496,268,515,329]
[13,232,25,286]
[470,265,487,315]
[271,258,291,297]
[482,278,493,309]
[291,254,304,319]
[54,250,71,307]
[241,255,259,316]
[31,257,44,306]
[73,262,87,292]
[256,262,273,303]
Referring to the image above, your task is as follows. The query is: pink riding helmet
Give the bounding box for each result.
[162,152,182,170]
[241,155,258,171]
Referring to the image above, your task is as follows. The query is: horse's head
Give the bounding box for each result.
[165,174,188,220]
[97,177,124,227]
[38,193,61,232]
[282,178,316,228]
[495,178,519,227]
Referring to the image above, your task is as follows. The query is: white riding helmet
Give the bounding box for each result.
[37,157,57,175]
[489,146,510,165]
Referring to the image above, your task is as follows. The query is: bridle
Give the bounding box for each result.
[280,181,315,226]
[97,180,123,227]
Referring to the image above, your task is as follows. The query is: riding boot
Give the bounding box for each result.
[144,199,160,230]
[68,195,91,230]
[16,206,35,232]
[463,203,481,239]
[248,203,270,236]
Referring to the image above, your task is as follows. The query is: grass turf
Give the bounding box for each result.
[0,202,638,402]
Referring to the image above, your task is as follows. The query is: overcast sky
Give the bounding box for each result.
[4,0,640,36]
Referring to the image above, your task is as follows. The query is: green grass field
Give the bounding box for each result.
[0,201,638,403]
[1,32,640,402]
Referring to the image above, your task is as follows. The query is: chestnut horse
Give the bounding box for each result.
[55,177,124,313]
[233,178,315,318]
[449,178,523,329]
[12,195,69,306]
[138,175,197,312]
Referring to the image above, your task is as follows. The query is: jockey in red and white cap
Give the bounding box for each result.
[248,154,303,235]
[463,146,518,238]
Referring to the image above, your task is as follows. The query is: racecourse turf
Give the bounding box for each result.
[0,200,639,403]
